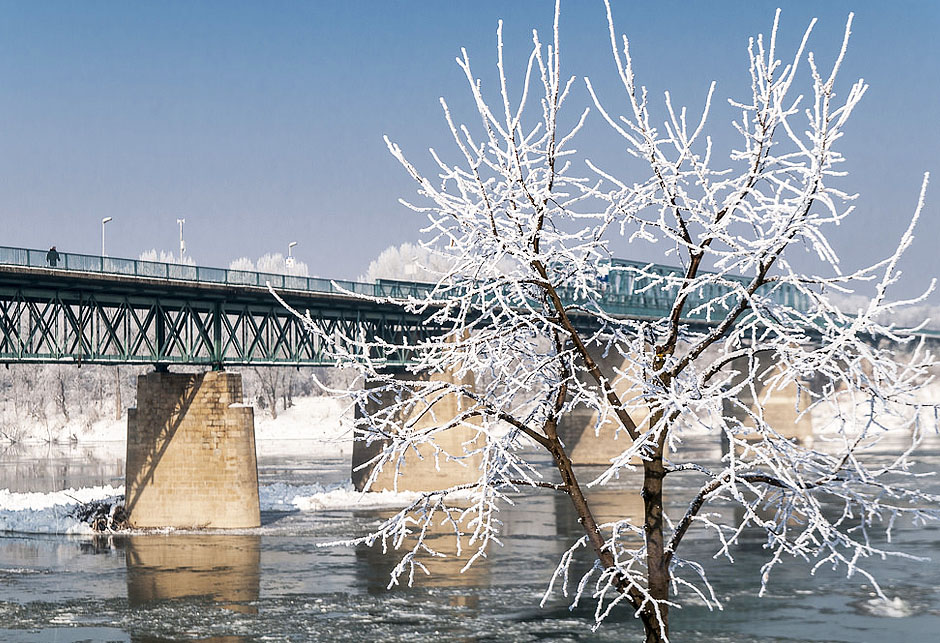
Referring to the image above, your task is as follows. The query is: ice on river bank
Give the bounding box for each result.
[0,485,122,535]
[0,480,422,535]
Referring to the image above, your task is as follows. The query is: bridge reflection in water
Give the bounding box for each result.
[356,502,489,609]
[132,635,248,643]
[354,480,646,609]
[123,534,261,615]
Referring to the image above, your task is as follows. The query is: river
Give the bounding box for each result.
[0,434,938,642]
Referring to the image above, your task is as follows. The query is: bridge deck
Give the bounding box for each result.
[0,259,437,367]
[4,244,913,367]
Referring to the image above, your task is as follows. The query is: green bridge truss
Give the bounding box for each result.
[0,245,815,367]
[0,250,443,367]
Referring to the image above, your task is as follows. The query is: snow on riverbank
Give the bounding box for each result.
[0,485,123,535]
[254,396,353,456]
[0,480,423,535]
[1,395,353,450]
[4,374,937,448]
[260,481,421,512]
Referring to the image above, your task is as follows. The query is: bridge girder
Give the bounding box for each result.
[0,281,438,368]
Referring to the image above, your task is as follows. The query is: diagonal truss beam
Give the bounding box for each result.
[0,283,441,367]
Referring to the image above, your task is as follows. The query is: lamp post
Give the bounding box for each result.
[101,217,112,256]
[287,241,298,267]
[177,218,186,262]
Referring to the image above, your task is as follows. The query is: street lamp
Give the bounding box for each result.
[176,218,186,262]
[287,241,298,267]
[101,217,112,256]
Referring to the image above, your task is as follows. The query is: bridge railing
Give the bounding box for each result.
[0,245,439,300]
[0,244,811,317]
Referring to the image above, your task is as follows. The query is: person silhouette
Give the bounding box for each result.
[46,246,60,267]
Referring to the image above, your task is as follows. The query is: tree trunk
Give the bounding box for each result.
[547,421,667,639]
[267,384,278,419]
[642,435,668,642]
[114,366,122,421]
[639,365,670,642]
[56,372,69,421]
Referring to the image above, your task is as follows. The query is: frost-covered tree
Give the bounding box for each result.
[230,253,310,277]
[360,242,455,283]
[139,249,196,266]
[0,364,141,443]
[284,4,939,640]
[248,366,293,419]
[228,256,256,272]
[361,240,521,283]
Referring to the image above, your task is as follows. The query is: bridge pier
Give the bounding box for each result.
[557,348,815,465]
[557,350,649,466]
[352,369,483,492]
[125,370,260,529]
[722,353,814,447]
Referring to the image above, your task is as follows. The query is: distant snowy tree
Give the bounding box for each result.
[0,364,141,443]
[258,252,310,277]
[229,256,256,272]
[284,4,939,641]
[139,249,196,266]
[250,367,294,419]
[834,294,940,331]
[231,253,310,277]
[361,241,522,283]
[360,242,455,283]
[234,367,322,418]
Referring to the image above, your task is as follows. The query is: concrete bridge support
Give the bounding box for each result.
[722,353,814,447]
[125,370,260,529]
[352,369,483,492]
[557,349,814,466]
[557,351,650,466]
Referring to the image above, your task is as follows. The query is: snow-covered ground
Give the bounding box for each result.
[5,370,938,447]
[254,396,353,456]
[259,481,422,513]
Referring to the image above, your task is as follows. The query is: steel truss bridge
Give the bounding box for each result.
[0,245,816,367]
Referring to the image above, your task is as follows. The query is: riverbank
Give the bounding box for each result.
[0,395,353,451]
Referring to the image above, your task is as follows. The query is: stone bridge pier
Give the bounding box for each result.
[557,350,650,466]
[721,352,814,447]
[557,348,815,466]
[352,368,484,492]
[125,370,260,529]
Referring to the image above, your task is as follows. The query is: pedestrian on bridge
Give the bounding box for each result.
[46,246,60,267]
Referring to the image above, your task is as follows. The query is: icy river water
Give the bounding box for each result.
[0,436,938,642]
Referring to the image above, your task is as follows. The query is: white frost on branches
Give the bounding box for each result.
[285,3,938,639]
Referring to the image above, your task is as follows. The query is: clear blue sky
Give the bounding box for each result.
[0,1,937,299]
